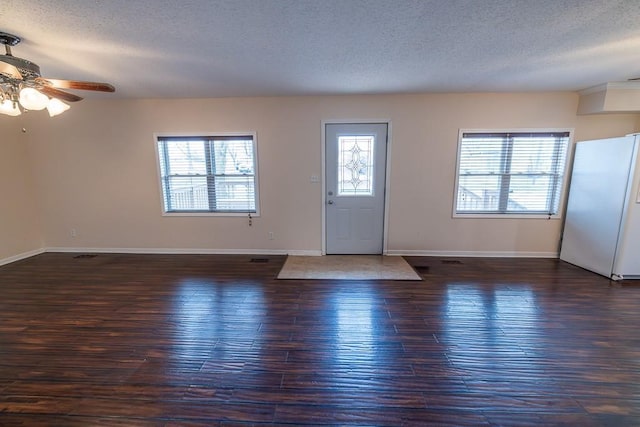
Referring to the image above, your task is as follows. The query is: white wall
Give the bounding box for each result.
[12,92,640,258]
[0,117,42,264]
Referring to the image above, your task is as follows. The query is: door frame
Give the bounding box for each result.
[321,119,392,255]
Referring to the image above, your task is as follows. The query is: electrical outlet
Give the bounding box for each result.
[268,232,274,240]
[70,229,77,238]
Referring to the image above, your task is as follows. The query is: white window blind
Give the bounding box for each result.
[157,135,257,214]
[455,131,570,216]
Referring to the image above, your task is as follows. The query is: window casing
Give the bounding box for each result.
[156,134,258,215]
[454,130,570,217]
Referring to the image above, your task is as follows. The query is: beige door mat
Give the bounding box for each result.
[277,255,422,281]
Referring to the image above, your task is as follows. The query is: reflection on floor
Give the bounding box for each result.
[2,253,640,425]
[277,255,422,280]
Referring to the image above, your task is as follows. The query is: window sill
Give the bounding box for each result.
[453,213,560,220]
[162,212,260,217]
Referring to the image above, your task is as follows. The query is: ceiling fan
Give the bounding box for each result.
[0,31,115,117]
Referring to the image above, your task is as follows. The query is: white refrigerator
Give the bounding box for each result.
[560,134,640,280]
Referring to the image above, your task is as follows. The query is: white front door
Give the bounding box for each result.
[325,123,388,254]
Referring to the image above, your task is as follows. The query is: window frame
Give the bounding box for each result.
[154,132,260,217]
[452,128,573,219]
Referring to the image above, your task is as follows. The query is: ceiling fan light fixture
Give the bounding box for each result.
[1,31,114,118]
[0,98,21,116]
[19,87,49,110]
[46,97,70,117]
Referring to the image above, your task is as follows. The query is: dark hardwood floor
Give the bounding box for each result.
[0,253,639,426]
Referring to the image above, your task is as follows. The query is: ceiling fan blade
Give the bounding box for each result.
[0,59,22,79]
[37,78,115,92]
[38,86,83,102]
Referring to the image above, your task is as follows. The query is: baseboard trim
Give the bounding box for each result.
[43,247,323,256]
[44,247,287,255]
[0,248,46,267]
[386,250,559,258]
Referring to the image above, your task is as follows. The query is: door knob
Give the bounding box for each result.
[328,200,334,205]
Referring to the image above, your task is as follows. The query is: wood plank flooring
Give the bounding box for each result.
[0,253,639,425]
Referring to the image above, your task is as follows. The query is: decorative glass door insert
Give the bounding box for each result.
[337,135,375,196]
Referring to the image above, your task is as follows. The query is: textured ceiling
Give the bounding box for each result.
[2,0,640,98]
